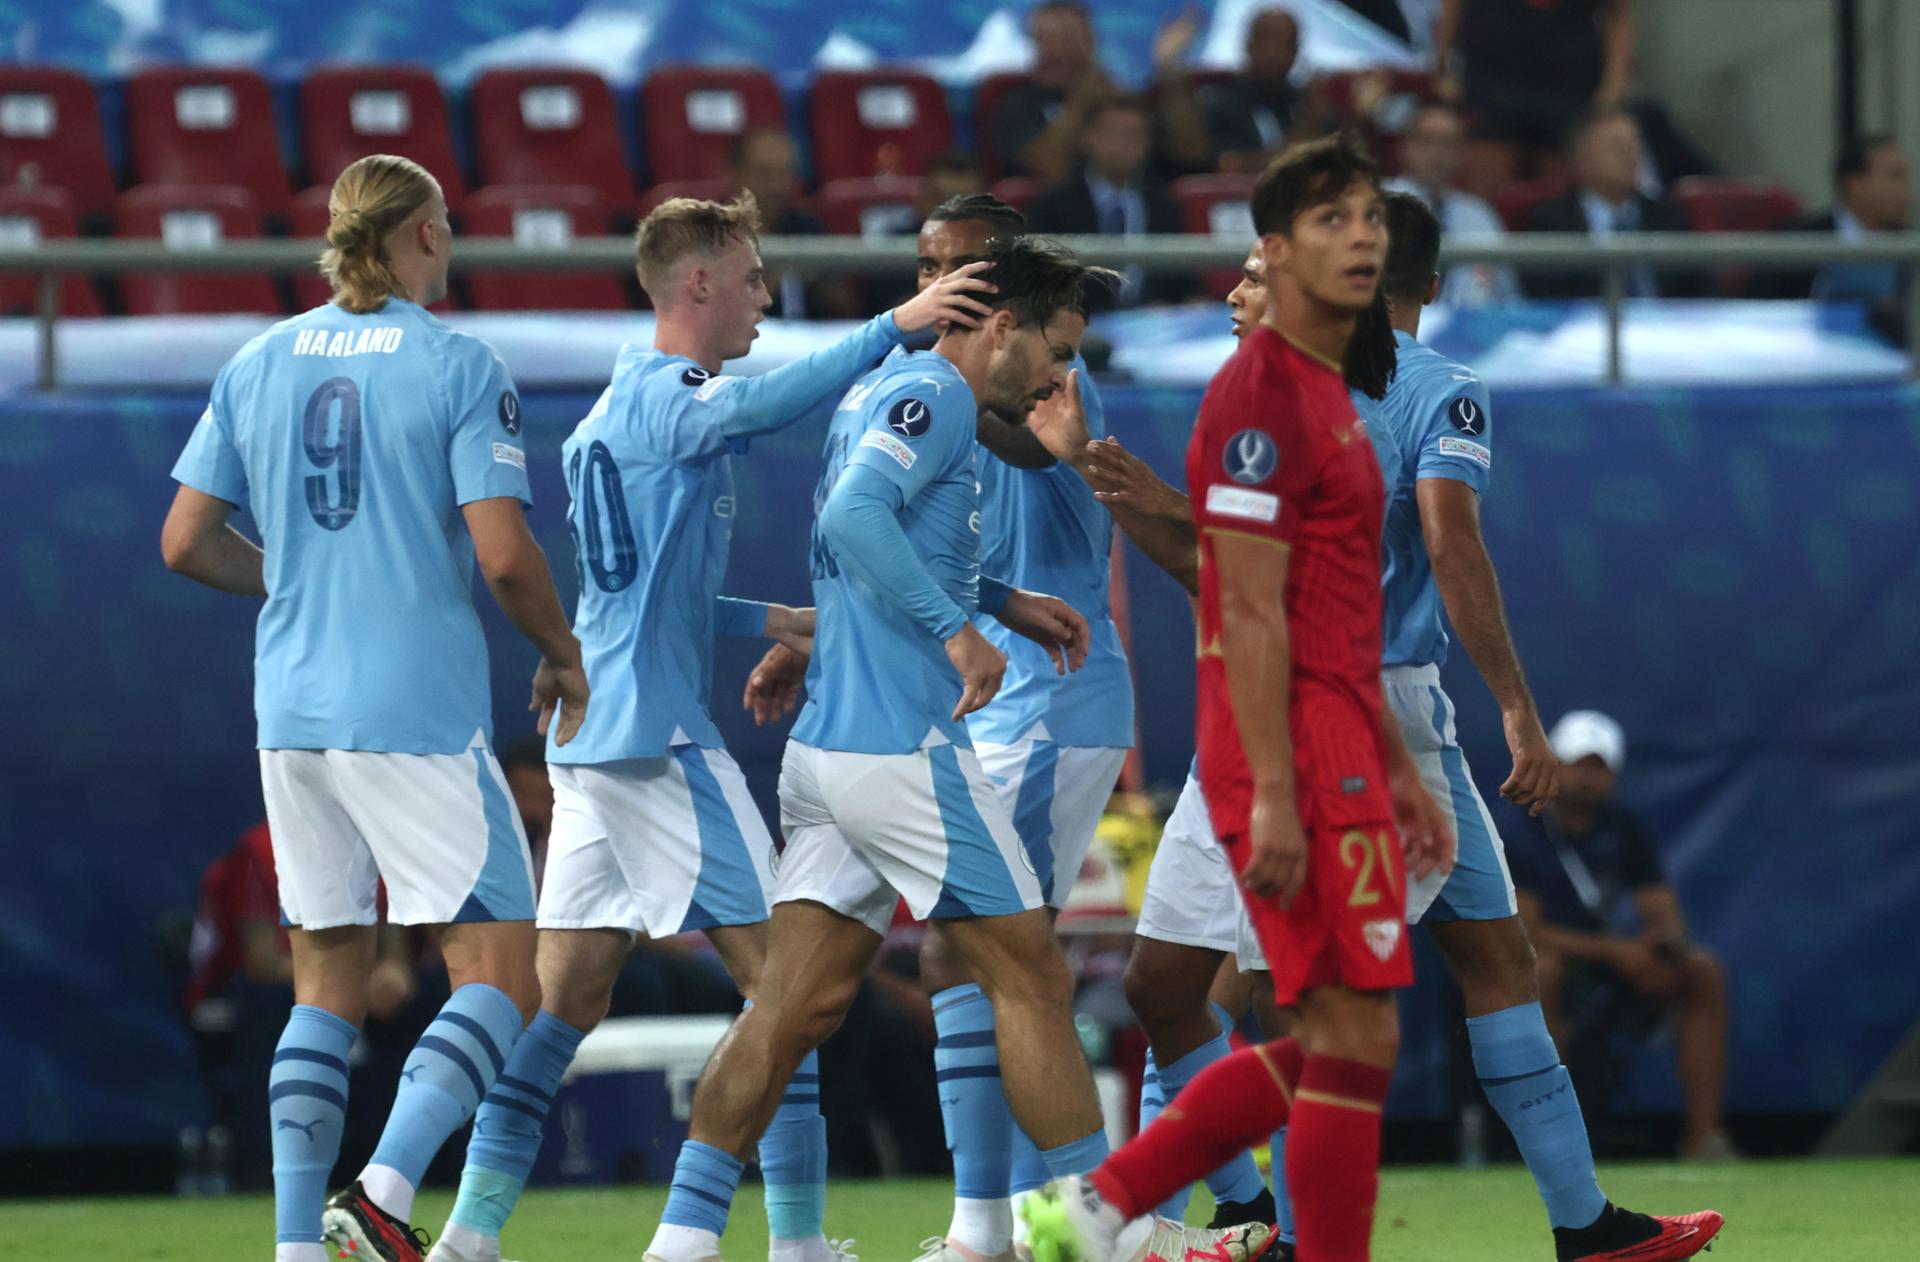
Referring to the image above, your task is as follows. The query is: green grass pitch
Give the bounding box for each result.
[9,1160,1915,1260]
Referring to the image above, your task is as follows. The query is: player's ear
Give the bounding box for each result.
[988,307,1016,346]
[686,264,710,305]
[1425,271,1441,306]
[1260,232,1289,274]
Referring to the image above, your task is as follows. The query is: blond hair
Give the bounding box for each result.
[634,192,762,299]
[320,154,440,313]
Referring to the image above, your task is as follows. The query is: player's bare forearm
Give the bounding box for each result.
[1111,505,1199,594]
[1420,480,1535,717]
[484,560,579,666]
[160,485,266,596]
[1213,530,1296,797]
[977,412,1057,469]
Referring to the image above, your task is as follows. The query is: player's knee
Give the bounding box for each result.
[983,941,1074,1014]
[780,977,861,1054]
[1123,948,1202,1035]
[920,924,972,996]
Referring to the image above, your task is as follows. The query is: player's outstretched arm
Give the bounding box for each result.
[160,485,266,597]
[1212,529,1308,906]
[464,497,590,745]
[1380,703,1455,883]
[1416,478,1557,814]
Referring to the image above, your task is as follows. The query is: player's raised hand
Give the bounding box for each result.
[944,623,1008,720]
[1026,368,1092,464]
[1244,783,1309,906]
[532,653,591,747]
[1500,705,1559,815]
[993,589,1091,675]
[892,260,997,334]
[1085,438,1193,523]
[1389,756,1455,884]
[743,640,810,726]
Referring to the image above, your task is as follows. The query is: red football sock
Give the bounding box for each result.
[1286,1055,1393,1262]
[1090,1039,1304,1220]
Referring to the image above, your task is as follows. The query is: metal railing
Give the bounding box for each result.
[3,232,1917,388]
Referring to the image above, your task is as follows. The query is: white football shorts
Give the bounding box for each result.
[974,739,1128,910]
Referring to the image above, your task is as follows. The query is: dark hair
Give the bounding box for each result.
[1563,104,1635,155]
[1250,132,1381,236]
[971,235,1119,329]
[1382,190,1441,303]
[1084,92,1149,129]
[1345,290,1397,400]
[499,733,547,771]
[1031,0,1091,24]
[929,192,1027,237]
[1836,133,1899,187]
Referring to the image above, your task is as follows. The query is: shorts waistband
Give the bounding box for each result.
[1381,663,1442,687]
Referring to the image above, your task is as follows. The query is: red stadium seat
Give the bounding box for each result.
[116,184,280,315]
[1172,174,1258,297]
[1321,68,1436,172]
[1496,176,1570,232]
[125,68,290,219]
[1671,176,1802,233]
[0,67,118,224]
[1672,177,1804,296]
[808,70,953,184]
[470,68,632,210]
[814,176,921,237]
[641,65,785,185]
[0,187,101,315]
[463,185,627,311]
[637,177,739,218]
[300,65,467,214]
[989,176,1042,215]
[974,72,1032,183]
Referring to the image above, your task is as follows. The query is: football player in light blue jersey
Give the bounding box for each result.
[643,236,1184,1262]
[160,156,588,1262]
[1349,193,1719,1262]
[427,194,997,1262]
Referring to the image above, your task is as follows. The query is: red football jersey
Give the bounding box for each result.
[1187,326,1390,839]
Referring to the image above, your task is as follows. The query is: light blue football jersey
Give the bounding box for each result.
[169,299,531,753]
[968,358,1134,749]
[1351,385,1410,530]
[551,313,906,765]
[1375,329,1495,668]
[792,349,985,754]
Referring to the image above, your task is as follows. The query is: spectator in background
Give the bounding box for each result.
[876,151,987,239]
[726,127,860,319]
[1200,8,1327,173]
[1026,93,1191,310]
[991,1,1211,185]
[1770,135,1913,346]
[1504,711,1736,1161]
[1520,106,1696,299]
[1385,99,1518,304]
[1434,0,1634,200]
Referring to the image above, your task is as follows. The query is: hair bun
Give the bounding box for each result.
[326,205,376,252]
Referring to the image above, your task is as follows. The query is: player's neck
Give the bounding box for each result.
[1391,308,1421,339]
[652,309,723,375]
[931,333,990,401]
[1262,289,1353,370]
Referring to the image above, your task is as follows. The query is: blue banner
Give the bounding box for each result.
[3,379,1918,1147]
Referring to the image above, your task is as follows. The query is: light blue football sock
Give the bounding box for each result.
[270,1005,356,1245]
[933,984,1015,1201]
[1008,1128,1051,1196]
[1470,1002,1607,1230]
[367,983,522,1214]
[1149,1009,1268,1220]
[662,1140,747,1234]
[447,1009,586,1236]
[1038,1127,1108,1179]
[759,1049,828,1241]
[1270,1125,1294,1244]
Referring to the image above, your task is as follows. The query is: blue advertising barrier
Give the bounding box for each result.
[3,379,1918,1147]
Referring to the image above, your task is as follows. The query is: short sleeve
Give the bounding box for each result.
[171,398,250,507]
[843,376,971,502]
[446,337,533,507]
[1414,375,1493,494]
[1189,359,1317,546]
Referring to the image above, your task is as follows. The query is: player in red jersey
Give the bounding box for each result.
[1023,135,1453,1262]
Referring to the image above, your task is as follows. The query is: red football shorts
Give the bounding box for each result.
[1221,812,1413,1005]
